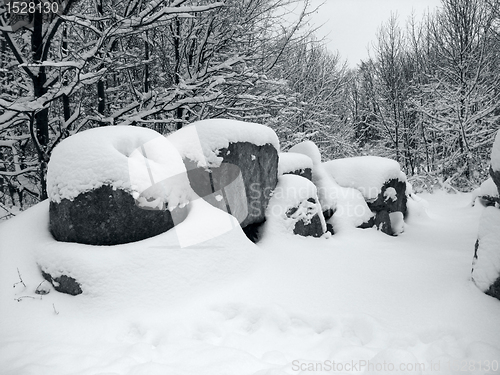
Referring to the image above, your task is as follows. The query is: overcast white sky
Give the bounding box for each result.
[304,0,442,68]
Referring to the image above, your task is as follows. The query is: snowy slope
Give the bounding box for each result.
[0,192,500,375]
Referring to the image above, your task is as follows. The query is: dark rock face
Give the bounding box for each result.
[485,277,500,300]
[283,167,312,181]
[184,141,278,230]
[325,223,334,235]
[367,179,407,218]
[50,185,188,245]
[41,270,82,296]
[184,159,248,225]
[365,178,407,236]
[285,198,325,238]
[322,208,335,235]
[358,215,375,229]
[218,142,278,228]
[490,166,500,196]
[293,213,324,237]
[242,221,266,243]
[323,208,334,221]
[374,210,393,236]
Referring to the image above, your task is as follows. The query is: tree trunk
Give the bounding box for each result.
[62,26,71,122]
[144,31,150,94]
[172,16,184,129]
[96,0,106,126]
[32,1,49,199]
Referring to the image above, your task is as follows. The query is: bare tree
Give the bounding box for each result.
[0,0,225,216]
[416,0,500,186]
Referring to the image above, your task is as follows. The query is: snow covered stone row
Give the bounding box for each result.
[47,119,280,248]
[280,141,408,236]
[44,120,414,295]
[472,130,500,301]
[48,123,409,249]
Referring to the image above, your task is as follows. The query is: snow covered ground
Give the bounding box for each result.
[1,191,499,375]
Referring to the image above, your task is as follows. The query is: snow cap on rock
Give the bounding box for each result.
[278,152,313,176]
[323,156,406,200]
[288,140,322,165]
[47,126,191,210]
[167,118,280,169]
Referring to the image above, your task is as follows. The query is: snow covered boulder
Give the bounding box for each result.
[288,141,336,215]
[47,126,191,246]
[167,119,279,231]
[288,141,373,232]
[472,206,500,301]
[278,152,313,181]
[323,156,407,236]
[264,174,326,237]
[473,177,499,207]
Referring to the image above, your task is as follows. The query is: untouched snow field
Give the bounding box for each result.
[0,191,499,375]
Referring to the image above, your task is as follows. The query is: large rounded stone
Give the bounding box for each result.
[290,199,325,238]
[47,126,192,246]
[180,142,278,230]
[367,178,408,218]
[366,178,408,235]
[49,185,188,245]
[264,175,326,238]
[167,119,279,234]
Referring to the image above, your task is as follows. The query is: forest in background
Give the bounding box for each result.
[1,0,499,219]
